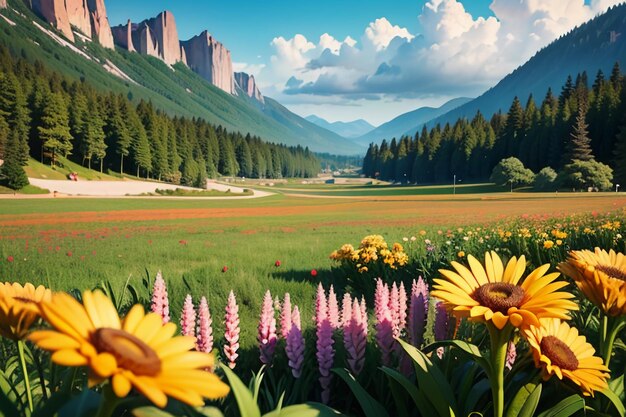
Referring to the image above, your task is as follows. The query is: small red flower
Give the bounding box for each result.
[148,240,153,245]
[80,256,85,260]
[275,260,281,267]
[179,240,187,245]
[66,251,72,257]
[6,256,14,263]
[222,266,228,273]
[310,269,318,277]
[92,250,97,255]
[55,246,60,251]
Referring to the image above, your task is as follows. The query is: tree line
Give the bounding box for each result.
[0,45,319,189]
[362,62,626,188]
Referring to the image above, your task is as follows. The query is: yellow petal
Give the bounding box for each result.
[112,374,132,398]
[51,349,88,366]
[90,352,118,378]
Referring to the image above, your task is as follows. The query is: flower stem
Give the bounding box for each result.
[601,315,626,368]
[487,324,512,417]
[17,340,33,413]
[95,384,121,417]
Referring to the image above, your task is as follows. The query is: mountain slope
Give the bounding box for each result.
[0,0,362,154]
[427,3,626,128]
[305,115,375,138]
[354,97,472,146]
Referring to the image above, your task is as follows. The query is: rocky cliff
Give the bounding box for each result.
[235,72,264,104]
[29,0,113,48]
[32,0,74,41]
[112,11,183,65]
[181,31,235,94]
[87,0,114,49]
[111,19,134,52]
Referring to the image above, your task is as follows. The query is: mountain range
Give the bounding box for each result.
[352,97,473,146]
[0,0,364,154]
[304,116,375,139]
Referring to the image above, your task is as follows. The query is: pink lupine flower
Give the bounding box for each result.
[259,290,278,365]
[196,296,213,353]
[375,279,394,366]
[390,282,401,338]
[224,290,240,369]
[286,306,305,378]
[341,293,352,327]
[280,293,292,339]
[505,341,517,370]
[151,270,170,324]
[408,277,429,348]
[434,301,449,359]
[180,294,196,339]
[316,285,334,404]
[398,282,407,332]
[314,283,327,325]
[360,297,367,320]
[344,299,367,375]
[328,285,340,329]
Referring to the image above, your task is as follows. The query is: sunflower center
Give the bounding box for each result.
[474,283,525,314]
[92,328,161,376]
[540,336,579,371]
[596,264,626,282]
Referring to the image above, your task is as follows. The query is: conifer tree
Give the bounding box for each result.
[564,105,594,164]
[37,92,72,166]
[1,133,29,190]
[0,73,30,165]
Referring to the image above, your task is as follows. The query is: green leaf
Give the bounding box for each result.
[536,395,585,417]
[195,406,226,417]
[32,392,71,417]
[220,366,261,417]
[608,373,624,401]
[0,388,20,417]
[464,379,490,415]
[398,339,457,416]
[424,340,491,377]
[599,386,626,417]
[332,368,389,417]
[514,383,542,417]
[263,402,343,417]
[381,367,438,417]
[132,407,177,417]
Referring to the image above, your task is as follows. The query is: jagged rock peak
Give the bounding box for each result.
[181,30,235,94]
[32,0,74,41]
[87,0,114,49]
[111,19,135,52]
[112,10,184,65]
[29,0,113,48]
[235,72,264,104]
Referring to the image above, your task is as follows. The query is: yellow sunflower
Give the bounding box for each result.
[432,251,578,330]
[0,282,51,340]
[558,248,626,317]
[29,290,229,407]
[523,319,609,396]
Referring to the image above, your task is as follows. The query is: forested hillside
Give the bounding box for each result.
[0,44,319,189]
[362,65,626,187]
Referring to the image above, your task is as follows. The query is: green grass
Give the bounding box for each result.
[25,157,119,181]
[265,182,506,196]
[146,188,254,197]
[0,184,49,194]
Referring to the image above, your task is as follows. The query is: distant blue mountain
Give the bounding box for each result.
[427,3,626,127]
[305,115,376,139]
[353,97,473,146]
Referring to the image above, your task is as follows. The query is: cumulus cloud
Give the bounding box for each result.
[260,0,622,103]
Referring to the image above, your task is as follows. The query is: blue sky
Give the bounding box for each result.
[105,1,607,125]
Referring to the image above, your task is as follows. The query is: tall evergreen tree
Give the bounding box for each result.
[564,105,594,164]
[0,133,29,190]
[37,91,72,166]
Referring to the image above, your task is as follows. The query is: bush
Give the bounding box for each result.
[490,157,535,187]
[534,167,558,191]
[557,159,613,191]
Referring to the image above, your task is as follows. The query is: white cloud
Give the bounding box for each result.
[364,18,414,51]
[260,0,623,119]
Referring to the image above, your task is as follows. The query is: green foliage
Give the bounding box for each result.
[37,91,72,166]
[533,167,558,191]
[558,159,613,190]
[490,157,535,187]
[0,134,29,190]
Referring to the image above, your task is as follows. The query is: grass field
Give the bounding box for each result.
[1,189,625,368]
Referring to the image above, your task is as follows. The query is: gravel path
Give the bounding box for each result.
[22,178,273,198]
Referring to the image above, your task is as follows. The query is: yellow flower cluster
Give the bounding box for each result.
[330,235,408,272]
